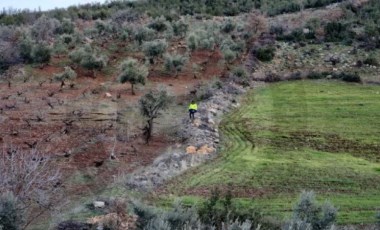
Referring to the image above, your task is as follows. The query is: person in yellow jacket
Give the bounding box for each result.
[188,101,198,120]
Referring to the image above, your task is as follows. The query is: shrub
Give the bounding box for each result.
[267,2,301,16]
[306,72,329,80]
[52,40,67,56]
[69,44,108,76]
[133,200,199,230]
[19,37,33,63]
[221,38,245,54]
[31,15,60,41]
[132,201,158,229]
[324,22,348,42]
[111,8,140,26]
[0,149,62,229]
[54,66,77,87]
[264,72,281,82]
[276,28,316,42]
[197,188,266,229]
[164,53,187,77]
[31,42,51,64]
[332,72,361,83]
[142,39,168,64]
[220,19,236,33]
[0,192,23,230]
[133,26,155,45]
[118,58,148,95]
[148,16,168,32]
[231,66,250,87]
[187,33,198,51]
[232,66,248,78]
[284,191,337,230]
[186,30,215,51]
[222,48,237,63]
[376,211,380,227]
[94,19,113,35]
[287,72,302,81]
[196,84,214,101]
[0,39,21,73]
[55,18,75,34]
[363,56,378,66]
[172,20,189,37]
[255,46,275,62]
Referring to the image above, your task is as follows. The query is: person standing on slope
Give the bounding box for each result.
[188,101,198,120]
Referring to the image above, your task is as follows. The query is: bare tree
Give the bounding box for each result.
[0,147,63,229]
[139,89,170,144]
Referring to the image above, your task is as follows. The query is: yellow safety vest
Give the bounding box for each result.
[189,103,198,110]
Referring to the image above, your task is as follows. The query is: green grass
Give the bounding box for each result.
[161,80,380,224]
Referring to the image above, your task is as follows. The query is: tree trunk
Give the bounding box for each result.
[131,83,135,95]
[145,118,154,144]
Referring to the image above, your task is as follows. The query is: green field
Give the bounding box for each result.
[161,80,380,224]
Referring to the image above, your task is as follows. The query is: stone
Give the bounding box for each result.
[186,146,197,154]
[208,118,215,125]
[197,144,216,154]
[93,201,105,208]
[193,118,201,127]
[105,92,112,97]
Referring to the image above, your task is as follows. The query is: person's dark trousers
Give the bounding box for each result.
[189,109,196,119]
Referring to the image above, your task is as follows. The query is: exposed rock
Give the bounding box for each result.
[192,118,202,127]
[125,81,265,191]
[197,145,216,154]
[186,146,197,154]
[93,201,105,208]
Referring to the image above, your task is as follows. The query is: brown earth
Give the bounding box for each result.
[0,46,228,205]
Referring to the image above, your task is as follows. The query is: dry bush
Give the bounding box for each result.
[0,147,63,229]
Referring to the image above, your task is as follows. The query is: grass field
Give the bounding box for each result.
[160,80,380,224]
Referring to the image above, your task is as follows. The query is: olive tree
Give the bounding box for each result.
[118,58,148,95]
[31,42,51,64]
[284,191,337,230]
[139,89,170,144]
[31,15,60,41]
[69,44,108,77]
[19,36,52,65]
[54,66,77,88]
[142,39,167,64]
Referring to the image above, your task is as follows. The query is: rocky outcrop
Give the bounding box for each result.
[125,81,260,191]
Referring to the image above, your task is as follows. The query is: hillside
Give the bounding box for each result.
[0,0,380,229]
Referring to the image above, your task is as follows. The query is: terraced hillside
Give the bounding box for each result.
[161,80,380,224]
